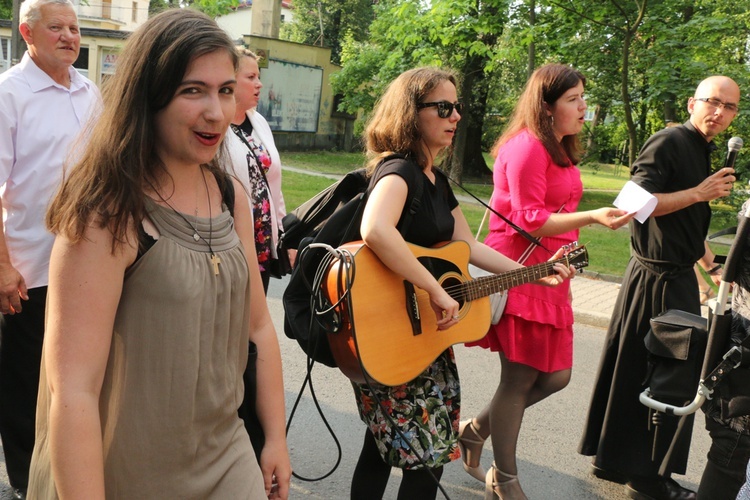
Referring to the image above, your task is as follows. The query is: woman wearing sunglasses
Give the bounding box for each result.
[460,64,632,499]
[349,67,574,500]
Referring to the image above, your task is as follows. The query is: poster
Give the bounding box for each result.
[256,59,322,133]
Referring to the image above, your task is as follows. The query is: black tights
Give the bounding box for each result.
[350,429,444,500]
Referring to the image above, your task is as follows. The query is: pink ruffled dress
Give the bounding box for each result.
[467,129,582,372]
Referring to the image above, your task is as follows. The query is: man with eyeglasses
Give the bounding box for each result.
[580,76,740,500]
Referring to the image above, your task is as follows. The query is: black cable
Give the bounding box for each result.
[285,357,343,482]
[285,246,343,482]
[445,174,547,252]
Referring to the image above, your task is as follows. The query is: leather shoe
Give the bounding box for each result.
[591,463,628,484]
[11,488,27,500]
[625,476,696,500]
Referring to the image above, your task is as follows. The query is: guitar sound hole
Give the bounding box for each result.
[441,276,465,308]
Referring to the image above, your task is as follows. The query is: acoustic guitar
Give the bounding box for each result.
[324,240,589,386]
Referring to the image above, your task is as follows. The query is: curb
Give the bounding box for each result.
[579,269,622,284]
[574,309,613,330]
[571,275,621,330]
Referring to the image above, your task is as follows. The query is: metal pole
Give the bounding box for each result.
[11,0,26,66]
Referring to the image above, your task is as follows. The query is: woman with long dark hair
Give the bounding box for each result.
[460,64,631,499]
[27,9,290,499]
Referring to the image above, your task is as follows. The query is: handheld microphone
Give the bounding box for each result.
[724,136,744,169]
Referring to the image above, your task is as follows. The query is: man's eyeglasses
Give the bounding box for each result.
[417,101,464,118]
[694,97,740,114]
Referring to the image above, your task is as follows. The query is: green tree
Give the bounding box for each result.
[0,0,10,20]
[330,0,750,184]
[544,0,648,166]
[332,0,510,179]
[539,0,749,166]
[281,0,374,64]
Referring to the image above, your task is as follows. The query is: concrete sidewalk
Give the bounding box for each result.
[571,273,620,329]
[571,272,716,330]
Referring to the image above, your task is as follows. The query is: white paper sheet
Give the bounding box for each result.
[613,181,657,223]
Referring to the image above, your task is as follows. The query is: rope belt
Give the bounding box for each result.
[632,253,695,314]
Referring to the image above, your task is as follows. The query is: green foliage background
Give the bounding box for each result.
[286,0,750,214]
[0,0,9,20]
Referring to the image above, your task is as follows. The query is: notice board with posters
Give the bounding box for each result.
[256,59,323,133]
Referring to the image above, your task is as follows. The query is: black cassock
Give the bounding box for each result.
[579,121,715,478]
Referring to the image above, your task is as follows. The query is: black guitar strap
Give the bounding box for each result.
[444,173,550,254]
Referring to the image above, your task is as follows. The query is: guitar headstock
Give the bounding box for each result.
[561,242,589,270]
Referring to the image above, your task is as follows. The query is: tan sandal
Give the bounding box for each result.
[458,419,486,482]
[484,463,528,500]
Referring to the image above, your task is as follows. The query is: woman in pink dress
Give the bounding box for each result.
[461,64,633,499]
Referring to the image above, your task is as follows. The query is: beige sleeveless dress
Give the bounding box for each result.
[28,199,266,499]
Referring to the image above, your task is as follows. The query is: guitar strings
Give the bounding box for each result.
[439,251,585,300]
[440,261,558,298]
[404,250,586,303]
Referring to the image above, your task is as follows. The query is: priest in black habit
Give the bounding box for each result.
[579,75,741,500]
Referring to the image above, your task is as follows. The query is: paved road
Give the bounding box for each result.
[267,275,710,499]
[0,275,712,499]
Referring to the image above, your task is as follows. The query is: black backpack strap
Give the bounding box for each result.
[399,166,424,236]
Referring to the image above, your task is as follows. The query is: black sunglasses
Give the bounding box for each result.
[417,101,464,118]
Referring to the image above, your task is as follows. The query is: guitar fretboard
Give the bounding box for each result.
[462,261,558,301]
[453,247,588,302]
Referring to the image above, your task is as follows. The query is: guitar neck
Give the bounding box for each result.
[464,258,565,301]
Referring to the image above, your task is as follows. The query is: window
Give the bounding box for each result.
[102,0,112,19]
[100,49,118,84]
[73,46,89,78]
[0,38,10,74]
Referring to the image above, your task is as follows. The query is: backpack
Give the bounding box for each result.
[643,309,708,405]
[281,155,423,367]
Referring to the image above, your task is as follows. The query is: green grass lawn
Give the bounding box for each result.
[282,151,366,175]
[280,151,735,278]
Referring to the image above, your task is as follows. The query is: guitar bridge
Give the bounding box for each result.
[404,281,422,336]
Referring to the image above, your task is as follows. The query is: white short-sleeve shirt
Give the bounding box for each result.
[0,52,100,288]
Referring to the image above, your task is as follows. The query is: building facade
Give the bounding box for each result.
[217,0,294,41]
[242,34,355,151]
[75,0,149,32]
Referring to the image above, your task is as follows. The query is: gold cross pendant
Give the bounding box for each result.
[210,253,221,275]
